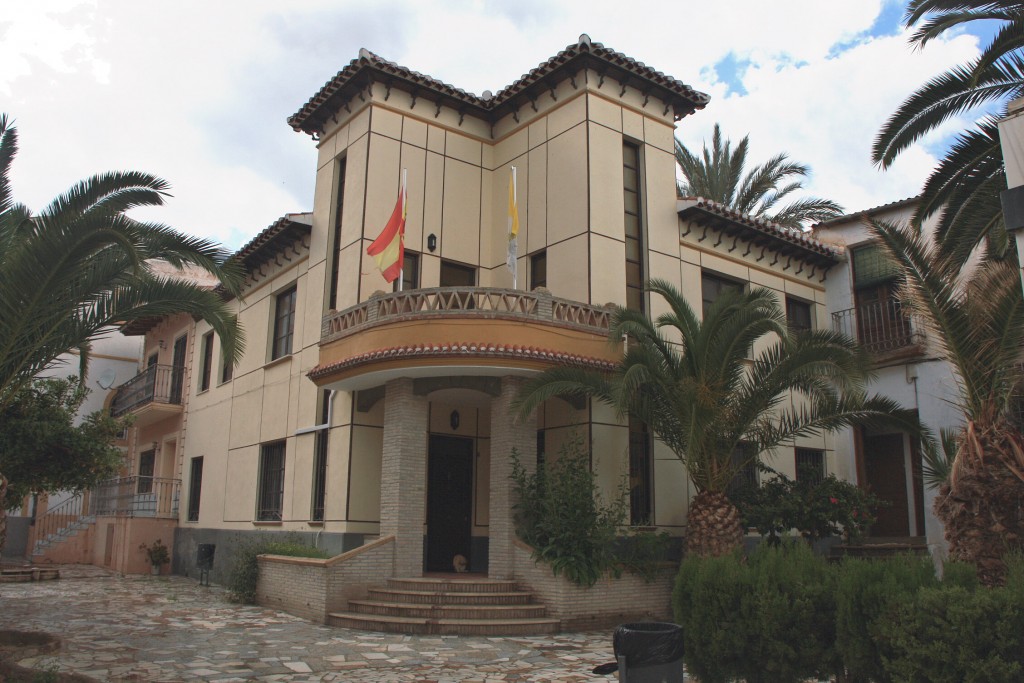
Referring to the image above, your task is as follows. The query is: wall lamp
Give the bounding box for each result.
[427,233,437,252]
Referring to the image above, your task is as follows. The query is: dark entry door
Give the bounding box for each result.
[863,433,909,536]
[426,435,474,572]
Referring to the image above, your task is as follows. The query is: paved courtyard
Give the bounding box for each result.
[0,565,631,682]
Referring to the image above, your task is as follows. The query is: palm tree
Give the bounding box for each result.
[675,123,844,230]
[873,1,1024,264]
[0,114,245,410]
[515,280,909,558]
[0,114,246,549]
[870,217,1024,585]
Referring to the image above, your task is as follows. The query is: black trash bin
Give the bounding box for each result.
[593,622,685,682]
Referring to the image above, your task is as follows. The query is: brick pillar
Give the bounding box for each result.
[489,376,537,579]
[380,377,428,577]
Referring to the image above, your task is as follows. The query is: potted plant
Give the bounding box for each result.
[140,539,170,575]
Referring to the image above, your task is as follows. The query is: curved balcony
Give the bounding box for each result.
[110,364,186,428]
[313,287,621,390]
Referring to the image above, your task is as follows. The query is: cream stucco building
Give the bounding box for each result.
[29,39,861,616]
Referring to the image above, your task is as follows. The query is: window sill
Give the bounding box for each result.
[263,354,292,370]
[308,521,324,527]
[253,520,283,527]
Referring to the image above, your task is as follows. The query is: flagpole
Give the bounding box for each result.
[398,168,407,292]
[511,166,518,290]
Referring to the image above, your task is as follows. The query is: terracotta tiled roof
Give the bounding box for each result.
[308,342,617,381]
[289,35,710,135]
[232,213,312,272]
[677,197,842,268]
[813,196,920,228]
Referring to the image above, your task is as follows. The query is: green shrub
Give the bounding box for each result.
[227,538,328,603]
[834,555,937,682]
[875,584,1024,683]
[732,469,884,544]
[511,433,628,587]
[614,527,673,582]
[674,543,837,683]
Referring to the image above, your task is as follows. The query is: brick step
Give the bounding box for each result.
[349,599,548,620]
[367,588,535,606]
[327,612,560,636]
[386,577,520,593]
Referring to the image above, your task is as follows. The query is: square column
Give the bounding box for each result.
[380,377,428,577]
[489,376,537,579]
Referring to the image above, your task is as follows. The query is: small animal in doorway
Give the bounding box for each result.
[452,554,468,573]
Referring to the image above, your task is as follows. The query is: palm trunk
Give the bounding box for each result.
[935,422,1024,586]
[686,490,744,557]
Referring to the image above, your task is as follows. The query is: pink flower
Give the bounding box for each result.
[829,497,839,504]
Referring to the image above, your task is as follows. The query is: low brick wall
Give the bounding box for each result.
[513,540,675,631]
[256,535,395,623]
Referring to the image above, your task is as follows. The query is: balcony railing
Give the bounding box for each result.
[833,299,923,354]
[322,287,613,344]
[110,364,185,417]
[90,476,180,519]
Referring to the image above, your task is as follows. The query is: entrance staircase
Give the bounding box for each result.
[28,493,95,560]
[328,576,559,635]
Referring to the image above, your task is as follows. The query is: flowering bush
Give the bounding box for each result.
[732,470,885,544]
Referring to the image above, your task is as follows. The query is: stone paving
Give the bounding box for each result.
[0,565,643,682]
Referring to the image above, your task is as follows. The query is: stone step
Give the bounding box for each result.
[367,588,535,606]
[349,599,548,620]
[386,577,521,593]
[327,612,560,636]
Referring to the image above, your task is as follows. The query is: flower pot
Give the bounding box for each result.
[151,564,162,576]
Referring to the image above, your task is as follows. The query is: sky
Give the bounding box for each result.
[0,1,994,250]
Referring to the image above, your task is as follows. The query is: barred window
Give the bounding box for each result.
[795,448,825,484]
[257,441,286,521]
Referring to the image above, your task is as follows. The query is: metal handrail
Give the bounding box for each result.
[90,476,180,519]
[111,364,186,417]
[28,492,88,552]
[832,299,923,354]
[322,287,613,344]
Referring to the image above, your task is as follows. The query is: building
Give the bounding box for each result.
[814,199,965,555]
[30,37,869,626]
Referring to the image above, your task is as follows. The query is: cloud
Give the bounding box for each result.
[1,0,987,248]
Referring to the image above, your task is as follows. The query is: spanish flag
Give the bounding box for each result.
[367,179,406,283]
[506,167,519,279]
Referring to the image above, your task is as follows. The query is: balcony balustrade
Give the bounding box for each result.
[90,476,180,519]
[322,286,612,344]
[110,364,185,418]
[832,299,923,355]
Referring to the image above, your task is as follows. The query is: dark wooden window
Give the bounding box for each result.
[440,260,476,287]
[137,449,155,495]
[187,457,204,522]
[220,353,233,384]
[530,251,547,290]
[328,157,347,310]
[199,332,214,392]
[395,251,420,292]
[257,441,286,521]
[536,430,546,471]
[629,418,653,525]
[727,442,758,496]
[271,286,297,360]
[786,297,813,334]
[701,272,744,317]
[624,141,645,311]
[795,448,825,484]
[851,243,912,350]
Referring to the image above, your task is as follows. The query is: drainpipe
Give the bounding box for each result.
[294,390,336,435]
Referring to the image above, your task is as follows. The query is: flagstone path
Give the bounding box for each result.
[0,565,664,682]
